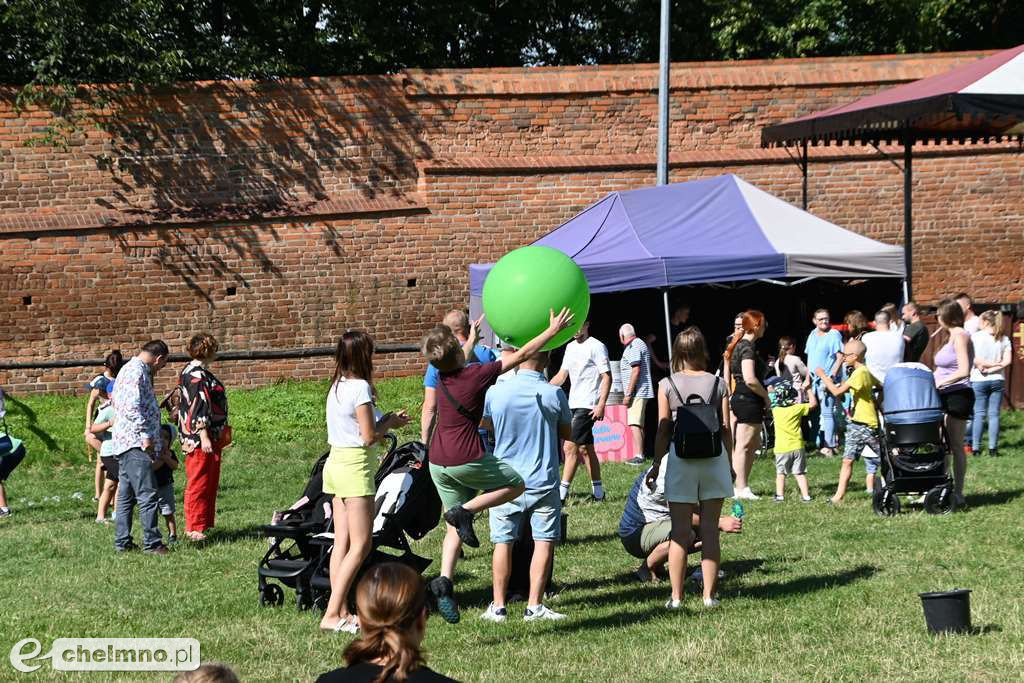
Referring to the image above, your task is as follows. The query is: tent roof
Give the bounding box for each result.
[762,44,1024,146]
[469,174,905,296]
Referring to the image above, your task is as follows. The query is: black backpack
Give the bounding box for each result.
[667,376,723,459]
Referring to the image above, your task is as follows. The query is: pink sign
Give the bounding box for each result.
[592,404,636,463]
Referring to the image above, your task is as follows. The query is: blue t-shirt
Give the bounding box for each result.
[424,344,496,389]
[483,369,570,493]
[618,467,668,538]
[805,329,843,378]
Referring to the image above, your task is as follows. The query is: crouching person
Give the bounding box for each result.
[479,351,570,623]
[619,464,743,583]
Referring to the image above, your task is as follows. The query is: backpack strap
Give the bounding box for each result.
[667,375,721,407]
[436,377,476,423]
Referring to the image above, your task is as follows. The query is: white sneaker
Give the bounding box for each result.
[738,487,760,500]
[665,599,683,610]
[524,604,565,621]
[480,602,507,623]
[703,597,721,608]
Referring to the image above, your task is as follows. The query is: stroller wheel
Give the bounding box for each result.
[923,486,955,515]
[259,583,285,608]
[872,487,900,517]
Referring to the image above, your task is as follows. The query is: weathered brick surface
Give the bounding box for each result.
[1,50,1021,394]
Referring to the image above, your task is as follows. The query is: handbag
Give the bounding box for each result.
[216,424,233,450]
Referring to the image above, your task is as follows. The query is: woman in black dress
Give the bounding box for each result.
[723,310,770,500]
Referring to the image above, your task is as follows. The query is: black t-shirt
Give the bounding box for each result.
[154,455,177,487]
[729,339,766,398]
[903,321,929,362]
[317,663,457,683]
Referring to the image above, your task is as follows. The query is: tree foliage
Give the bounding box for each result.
[0,0,1020,141]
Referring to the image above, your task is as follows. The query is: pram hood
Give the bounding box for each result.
[882,363,943,425]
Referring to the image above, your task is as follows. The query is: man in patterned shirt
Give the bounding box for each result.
[111,340,170,555]
[619,324,653,466]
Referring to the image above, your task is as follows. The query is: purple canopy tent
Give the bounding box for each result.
[762,44,1024,299]
[469,174,904,358]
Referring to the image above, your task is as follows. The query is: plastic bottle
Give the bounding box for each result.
[732,500,745,519]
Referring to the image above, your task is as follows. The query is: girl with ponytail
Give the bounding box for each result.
[723,311,770,500]
[317,562,456,683]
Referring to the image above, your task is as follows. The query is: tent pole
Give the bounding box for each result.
[662,289,673,364]
[656,0,670,186]
[801,140,808,210]
[903,132,913,300]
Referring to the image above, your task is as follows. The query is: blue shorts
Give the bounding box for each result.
[489,487,562,545]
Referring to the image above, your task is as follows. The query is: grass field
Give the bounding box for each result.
[2,378,1024,682]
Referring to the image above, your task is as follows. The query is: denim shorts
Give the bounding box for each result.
[489,487,562,544]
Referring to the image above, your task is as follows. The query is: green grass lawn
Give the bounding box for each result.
[2,378,1024,682]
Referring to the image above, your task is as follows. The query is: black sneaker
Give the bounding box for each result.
[443,505,480,548]
[989,449,999,458]
[115,540,140,553]
[428,577,461,624]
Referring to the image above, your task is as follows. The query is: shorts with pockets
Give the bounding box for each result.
[570,408,596,445]
[627,398,648,427]
[844,422,881,474]
[323,446,377,498]
[429,453,524,512]
[489,487,562,544]
[620,519,672,559]
[665,444,734,504]
[156,482,175,516]
[774,449,807,475]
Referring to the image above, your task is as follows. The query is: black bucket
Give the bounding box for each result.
[919,589,972,634]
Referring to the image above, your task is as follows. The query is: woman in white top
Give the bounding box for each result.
[970,310,1012,456]
[320,330,410,634]
[773,336,809,402]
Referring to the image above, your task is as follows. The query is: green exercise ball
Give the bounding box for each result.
[482,246,590,351]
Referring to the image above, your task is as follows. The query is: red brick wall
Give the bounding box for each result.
[2,51,1022,394]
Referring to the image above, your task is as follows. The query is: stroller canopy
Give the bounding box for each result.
[882,363,943,425]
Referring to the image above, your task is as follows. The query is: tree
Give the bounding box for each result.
[1,0,1021,143]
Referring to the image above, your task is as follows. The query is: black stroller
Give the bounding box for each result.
[258,437,441,610]
[872,364,956,516]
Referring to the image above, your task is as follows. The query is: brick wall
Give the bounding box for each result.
[1,50,1022,394]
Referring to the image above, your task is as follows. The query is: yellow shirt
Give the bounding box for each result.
[847,365,878,428]
[771,403,811,454]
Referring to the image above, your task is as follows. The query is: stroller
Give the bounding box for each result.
[872,364,956,516]
[258,437,441,610]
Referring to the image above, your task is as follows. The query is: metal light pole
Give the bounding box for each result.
[658,0,673,362]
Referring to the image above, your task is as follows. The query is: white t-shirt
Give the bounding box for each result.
[326,377,374,448]
[964,315,981,335]
[970,331,1011,383]
[559,336,611,409]
[862,330,905,384]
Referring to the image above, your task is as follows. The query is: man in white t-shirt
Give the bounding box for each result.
[549,320,611,502]
[862,310,905,384]
[956,292,981,334]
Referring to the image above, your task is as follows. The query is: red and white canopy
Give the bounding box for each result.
[763,44,1024,146]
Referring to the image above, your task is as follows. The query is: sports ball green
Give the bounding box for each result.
[482,246,590,350]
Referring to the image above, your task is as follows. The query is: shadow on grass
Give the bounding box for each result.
[964,488,1023,509]
[724,564,878,600]
[561,533,617,546]
[204,524,266,545]
[5,395,60,451]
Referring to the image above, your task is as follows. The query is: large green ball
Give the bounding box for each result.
[482,246,590,351]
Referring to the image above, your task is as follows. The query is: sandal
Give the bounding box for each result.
[334,616,359,634]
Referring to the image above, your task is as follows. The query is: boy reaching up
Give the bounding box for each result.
[421,307,574,624]
[815,339,881,504]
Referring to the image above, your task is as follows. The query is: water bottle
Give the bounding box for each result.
[732,500,745,519]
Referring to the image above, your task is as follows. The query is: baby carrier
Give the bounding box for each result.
[872,363,955,516]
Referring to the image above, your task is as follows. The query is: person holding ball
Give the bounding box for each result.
[421,307,574,624]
